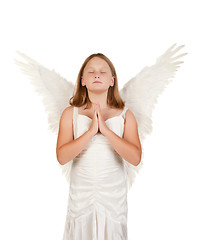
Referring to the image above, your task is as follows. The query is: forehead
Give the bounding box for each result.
[85,57,110,69]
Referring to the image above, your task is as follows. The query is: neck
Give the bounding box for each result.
[87,90,109,109]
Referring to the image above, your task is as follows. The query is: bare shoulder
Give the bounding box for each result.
[123,108,141,153]
[63,105,74,114]
[125,108,137,125]
[60,105,74,121]
[58,105,74,130]
[56,106,74,151]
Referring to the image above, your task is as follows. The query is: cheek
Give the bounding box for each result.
[82,75,91,81]
[86,76,94,82]
[83,76,94,86]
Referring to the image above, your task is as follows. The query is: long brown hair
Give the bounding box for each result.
[69,53,125,109]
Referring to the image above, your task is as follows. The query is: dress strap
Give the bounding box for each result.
[121,106,128,120]
[73,106,77,118]
[73,106,78,139]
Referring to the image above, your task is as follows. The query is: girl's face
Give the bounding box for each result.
[81,57,114,92]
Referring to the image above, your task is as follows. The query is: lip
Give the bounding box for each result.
[93,81,102,83]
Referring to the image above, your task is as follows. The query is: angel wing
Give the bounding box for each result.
[14,51,75,134]
[120,43,187,191]
[14,52,75,182]
[14,44,187,191]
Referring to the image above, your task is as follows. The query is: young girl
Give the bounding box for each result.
[56,53,142,240]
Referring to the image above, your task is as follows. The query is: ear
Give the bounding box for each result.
[111,76,115,86]
[81,76,85,86]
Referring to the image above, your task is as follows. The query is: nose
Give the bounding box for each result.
[95,74,100,78]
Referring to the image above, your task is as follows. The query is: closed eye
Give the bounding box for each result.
[88,71,106,73]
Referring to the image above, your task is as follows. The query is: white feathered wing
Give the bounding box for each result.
[120,43,187,191]
[14,51,75,134]
[14,52,75,181]
[14,43,187,191]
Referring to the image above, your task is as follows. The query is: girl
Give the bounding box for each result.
[56,53,142,240]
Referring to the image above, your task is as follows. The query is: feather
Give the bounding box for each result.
[14,44,187,191]
[120,43,187,191]
[14,51,74,134]
[14,51,75,182]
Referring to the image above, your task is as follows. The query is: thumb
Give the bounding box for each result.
[94,105,98,118]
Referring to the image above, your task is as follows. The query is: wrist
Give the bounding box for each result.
[87,129,96,138]
[103,127,112,138]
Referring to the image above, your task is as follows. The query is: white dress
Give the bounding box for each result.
[62,106,129,240]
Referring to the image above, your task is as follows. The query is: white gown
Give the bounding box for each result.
[62,106,129,240]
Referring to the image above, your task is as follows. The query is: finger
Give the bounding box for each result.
[95,106,99,116]
[96,109,100,118]
[95,108,99,119]
[94,109,98,118]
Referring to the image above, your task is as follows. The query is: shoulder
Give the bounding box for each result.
[60,106,74,121]
[63,105,74,114]
[125,108,138,125]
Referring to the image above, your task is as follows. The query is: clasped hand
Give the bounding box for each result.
[89,103,110,136]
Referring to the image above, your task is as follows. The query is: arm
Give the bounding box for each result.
[104,110,142,166]
[56,106,94,165]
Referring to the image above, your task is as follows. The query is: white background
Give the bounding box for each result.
[0,0,198,239]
